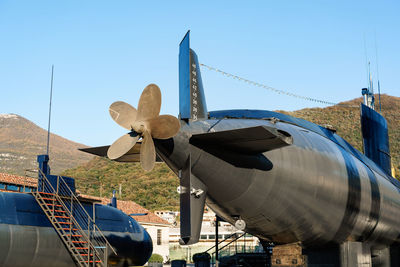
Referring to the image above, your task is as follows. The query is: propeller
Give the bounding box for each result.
[107,84,180,171]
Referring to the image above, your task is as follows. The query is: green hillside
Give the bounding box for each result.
[62,158,179,211]
[285,94,399,177]
[63,94,400,211]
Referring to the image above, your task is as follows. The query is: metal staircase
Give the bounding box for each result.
[32,170,116,267]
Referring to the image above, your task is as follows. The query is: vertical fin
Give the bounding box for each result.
[360,103,391,176]
[179,31,208,121]
[179,155,207,245]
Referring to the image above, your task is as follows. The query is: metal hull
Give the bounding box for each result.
[156,118,400,248]
[0,224,75,267]
[0,192,152,266]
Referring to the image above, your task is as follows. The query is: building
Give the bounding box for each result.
[0,172,172,262]
[160,207,261,262]
[154,210,179,225]
[0,172,37,192]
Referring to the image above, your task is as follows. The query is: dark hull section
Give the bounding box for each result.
[0,192,152,266]
[0,224,75,267]
[157,117,400,248]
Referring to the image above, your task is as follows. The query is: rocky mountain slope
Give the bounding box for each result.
[0,114,92,175]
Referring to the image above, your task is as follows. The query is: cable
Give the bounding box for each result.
[200,63,358,108]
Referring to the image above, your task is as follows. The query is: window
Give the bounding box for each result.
[23,187,32,192]
[200,235,207,240]
[7,185,19,191]
[208,234,215,240]
[157,229,162,245]
[0,183,5,190]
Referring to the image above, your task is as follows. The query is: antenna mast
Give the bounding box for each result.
[46,65,54,155]
[362,36,375,110]
[375,33,382,112]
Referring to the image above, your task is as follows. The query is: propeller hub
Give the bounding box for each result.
[132,121,147,134]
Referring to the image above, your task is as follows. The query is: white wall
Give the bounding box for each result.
[143,224,170,262]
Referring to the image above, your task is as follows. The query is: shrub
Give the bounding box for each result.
[148,253,163,263]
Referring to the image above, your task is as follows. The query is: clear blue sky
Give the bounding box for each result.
[0,1,399,147]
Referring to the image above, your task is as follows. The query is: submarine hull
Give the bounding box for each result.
[158,118,400,248]
[0,192,152,266]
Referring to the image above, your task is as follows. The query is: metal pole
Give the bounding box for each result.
[244,233,246,253]
[46,65,54,155]
[215,215,219,267]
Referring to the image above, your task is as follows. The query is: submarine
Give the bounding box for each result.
[82,31,400,266]
[0,155,152,267]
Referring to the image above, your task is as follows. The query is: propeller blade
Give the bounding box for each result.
[137,84,161,121]
[109,101,137,130]
[107,132,140,160]
[148,115,181,139]
[140,130,156,171]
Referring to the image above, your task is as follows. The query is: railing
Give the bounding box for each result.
[209,233,245,264]
[203,232,265,265]
[34,169,116,266]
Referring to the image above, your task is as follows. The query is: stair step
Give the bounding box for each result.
[46,203,62,207]
[75,247,89,250]
[81,261,101,263]
[55,215,70,219]
[80,254,94,256]
[58,221,72,225]
[61,228,79,231]
[72,241,87,244]
[42,197,56,201]
[39,192,55,195]
[64,234,83,238]
[54,209,66,213]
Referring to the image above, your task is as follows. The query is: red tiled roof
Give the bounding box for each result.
[111,199,170,225]
[0,172,37,187]
[80,194,170,225]
[0,172,170,225]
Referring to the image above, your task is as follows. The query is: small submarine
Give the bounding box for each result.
[0,155,152,267]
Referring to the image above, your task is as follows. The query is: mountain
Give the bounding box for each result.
[0,114,92,175]
[62,94,400,211]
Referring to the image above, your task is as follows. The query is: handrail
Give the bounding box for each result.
[205,232,245,253]
[35,171,91,265]
[36,169,117,265]
[214,233,246,253]
[55,173,117,255]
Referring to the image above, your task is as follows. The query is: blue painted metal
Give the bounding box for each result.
[110,190,117,208]
[179,31,191,119]
[360,103,391,176]
[179,31,208,120]
[38,155,75,195]
[1,153,153,266]
[0,192,152,265]
[0,192,143,233]
[37,155,50,176]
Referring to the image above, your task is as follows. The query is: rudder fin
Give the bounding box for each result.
[179,31,208,121]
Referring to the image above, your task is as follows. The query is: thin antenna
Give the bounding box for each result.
[375,33,382,112]
[368,61,373,94]
[46,65,54,155]
[363,34,370,89]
